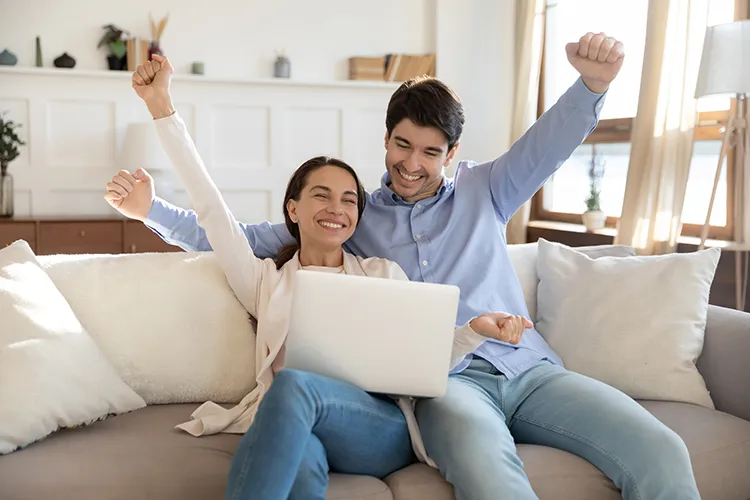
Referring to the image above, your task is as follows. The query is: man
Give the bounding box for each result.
[106,33,700,499]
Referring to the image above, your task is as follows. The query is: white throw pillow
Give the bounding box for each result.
[535,238,719,408]
[0,241,146,454]
[38,251,256,405]
[507,242,636,321]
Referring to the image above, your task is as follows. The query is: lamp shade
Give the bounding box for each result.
[118,121,170,172]
[695,19,750,98]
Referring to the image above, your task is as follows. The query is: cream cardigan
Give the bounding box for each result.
[154,112,487,467]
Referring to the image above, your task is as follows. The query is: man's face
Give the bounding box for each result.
[384,119,457,203]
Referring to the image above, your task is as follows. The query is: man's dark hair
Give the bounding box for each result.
[385,76,465,150]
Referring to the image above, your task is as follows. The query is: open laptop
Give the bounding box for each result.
[284,270,461,398]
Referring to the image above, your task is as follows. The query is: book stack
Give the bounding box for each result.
[348,53,436,82]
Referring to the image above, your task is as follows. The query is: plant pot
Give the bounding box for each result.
[107,54,127,71]
[582,210,605,231]
[0,172,14,218]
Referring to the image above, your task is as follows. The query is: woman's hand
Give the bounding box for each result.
[469,313,533,345]
[132,54,175,119]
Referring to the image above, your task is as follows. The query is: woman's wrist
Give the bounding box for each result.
[145,93,175,120]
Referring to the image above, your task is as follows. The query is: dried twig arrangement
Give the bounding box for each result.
[150,13,169,43]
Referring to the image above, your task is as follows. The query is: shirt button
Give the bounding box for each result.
[415,234,421,239]
[422,260,428,266]
[415,204,421,210]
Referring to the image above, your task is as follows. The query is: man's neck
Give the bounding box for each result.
[298,245,344,267]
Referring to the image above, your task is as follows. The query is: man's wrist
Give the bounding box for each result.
[581,77,609,95]
[145,94,175,120]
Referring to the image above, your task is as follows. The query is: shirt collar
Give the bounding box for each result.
[379,172,451,206]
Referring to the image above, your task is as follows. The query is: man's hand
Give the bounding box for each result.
[104,168,155,222]
[566,32,625,94]
[469,313,533,345]
[132,54,176,119]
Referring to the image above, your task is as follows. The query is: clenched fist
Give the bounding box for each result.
[469,313,533,345]
[132,54,176,120]
[566,32,625,94]
[104,168,155,221]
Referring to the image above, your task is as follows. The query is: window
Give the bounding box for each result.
[532,0,738,239]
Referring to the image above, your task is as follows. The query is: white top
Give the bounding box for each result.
[154,112,487,467]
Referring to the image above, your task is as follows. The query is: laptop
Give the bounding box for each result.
[284,270,461,398]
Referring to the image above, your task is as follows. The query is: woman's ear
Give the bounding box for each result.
[286,199,298,223]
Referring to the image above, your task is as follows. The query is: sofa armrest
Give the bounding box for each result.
[697,305,750,421]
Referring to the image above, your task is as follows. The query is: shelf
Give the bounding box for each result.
[0,66,401,90]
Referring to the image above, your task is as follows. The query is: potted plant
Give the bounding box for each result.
[0,112,26,218]
[582,146,606,231]
[98,24,130,71]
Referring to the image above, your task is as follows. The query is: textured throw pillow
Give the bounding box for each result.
[0,240,146,454]
[535,238,720,408]
[507,242,636,321]
[38,251,256,405]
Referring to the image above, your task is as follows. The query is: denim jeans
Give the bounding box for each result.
[416,358,700,500]
[225,369,414,500]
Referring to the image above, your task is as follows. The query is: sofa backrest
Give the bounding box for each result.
[36,242,633,405]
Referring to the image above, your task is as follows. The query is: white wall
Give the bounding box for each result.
[0,0,517,217]
[0,0,435,81]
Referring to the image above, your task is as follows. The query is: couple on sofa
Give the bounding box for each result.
[104,32,700,500]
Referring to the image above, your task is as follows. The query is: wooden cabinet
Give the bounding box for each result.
[0,218,183,255]
[124,221,182,253]
[0,221,36,249]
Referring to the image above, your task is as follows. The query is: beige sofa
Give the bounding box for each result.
[1,243,749,500]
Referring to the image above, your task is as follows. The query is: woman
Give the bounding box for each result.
[121,54,532,500]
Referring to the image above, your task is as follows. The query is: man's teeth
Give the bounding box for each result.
[319,221,343,229]
[398,170,421,181]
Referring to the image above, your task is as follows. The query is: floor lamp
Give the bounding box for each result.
[695,19,750,310]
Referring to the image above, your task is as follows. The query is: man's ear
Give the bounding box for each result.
[384,131,390,150]
[445,141,460,167]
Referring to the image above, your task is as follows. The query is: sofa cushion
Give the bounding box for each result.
[0,404,393,500]
[641,401,750,500]
[38,252,256,405]
[385,403,750,500]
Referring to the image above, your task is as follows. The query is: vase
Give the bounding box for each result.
[53,52,76,69]
[582,210,606,231]
[0,49,18,66]
[274,55,291,78]
[148,42,163,61]
[35,37,43,67]
[0,172,13,218]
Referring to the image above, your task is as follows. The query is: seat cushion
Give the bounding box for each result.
[0,404,392,500]
[386,403,750,500]
[641,401,750,500]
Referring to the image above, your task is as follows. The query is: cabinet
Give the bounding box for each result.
[0,218,183,255]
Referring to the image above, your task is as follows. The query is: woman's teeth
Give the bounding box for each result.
[319,221,343,229]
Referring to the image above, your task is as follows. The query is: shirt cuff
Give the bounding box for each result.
[145,197,179,236]
[561,77,607,117]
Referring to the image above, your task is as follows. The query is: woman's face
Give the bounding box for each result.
[286,165,360,251]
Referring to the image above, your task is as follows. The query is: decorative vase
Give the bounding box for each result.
[107,54,127,70]
[53,52,76,68]
[0,172,13,218]
[582,210,606,231]
[0,49,18,66]
[148,42,163,61]
[35,37,43,67]
[274,55,291,78]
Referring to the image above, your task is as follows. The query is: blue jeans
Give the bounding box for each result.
[225,369,414,500]
[416,358,700,500]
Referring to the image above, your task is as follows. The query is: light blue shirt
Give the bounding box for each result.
[146,77,605,378]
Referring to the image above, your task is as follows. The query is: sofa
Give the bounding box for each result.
[1,242,749,500]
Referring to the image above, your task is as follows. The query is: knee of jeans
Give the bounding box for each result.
[637,425,692,475]
[270,369,311,397]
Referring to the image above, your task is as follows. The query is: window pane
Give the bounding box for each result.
[542,143,630,217]
[543,0,648,119]
[682,140,727,226]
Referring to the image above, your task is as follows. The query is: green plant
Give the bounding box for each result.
[0,112,26,176]
[585,146,605,212]
[97,24,130,59]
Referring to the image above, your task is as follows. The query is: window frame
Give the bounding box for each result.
[529,0,747,241]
